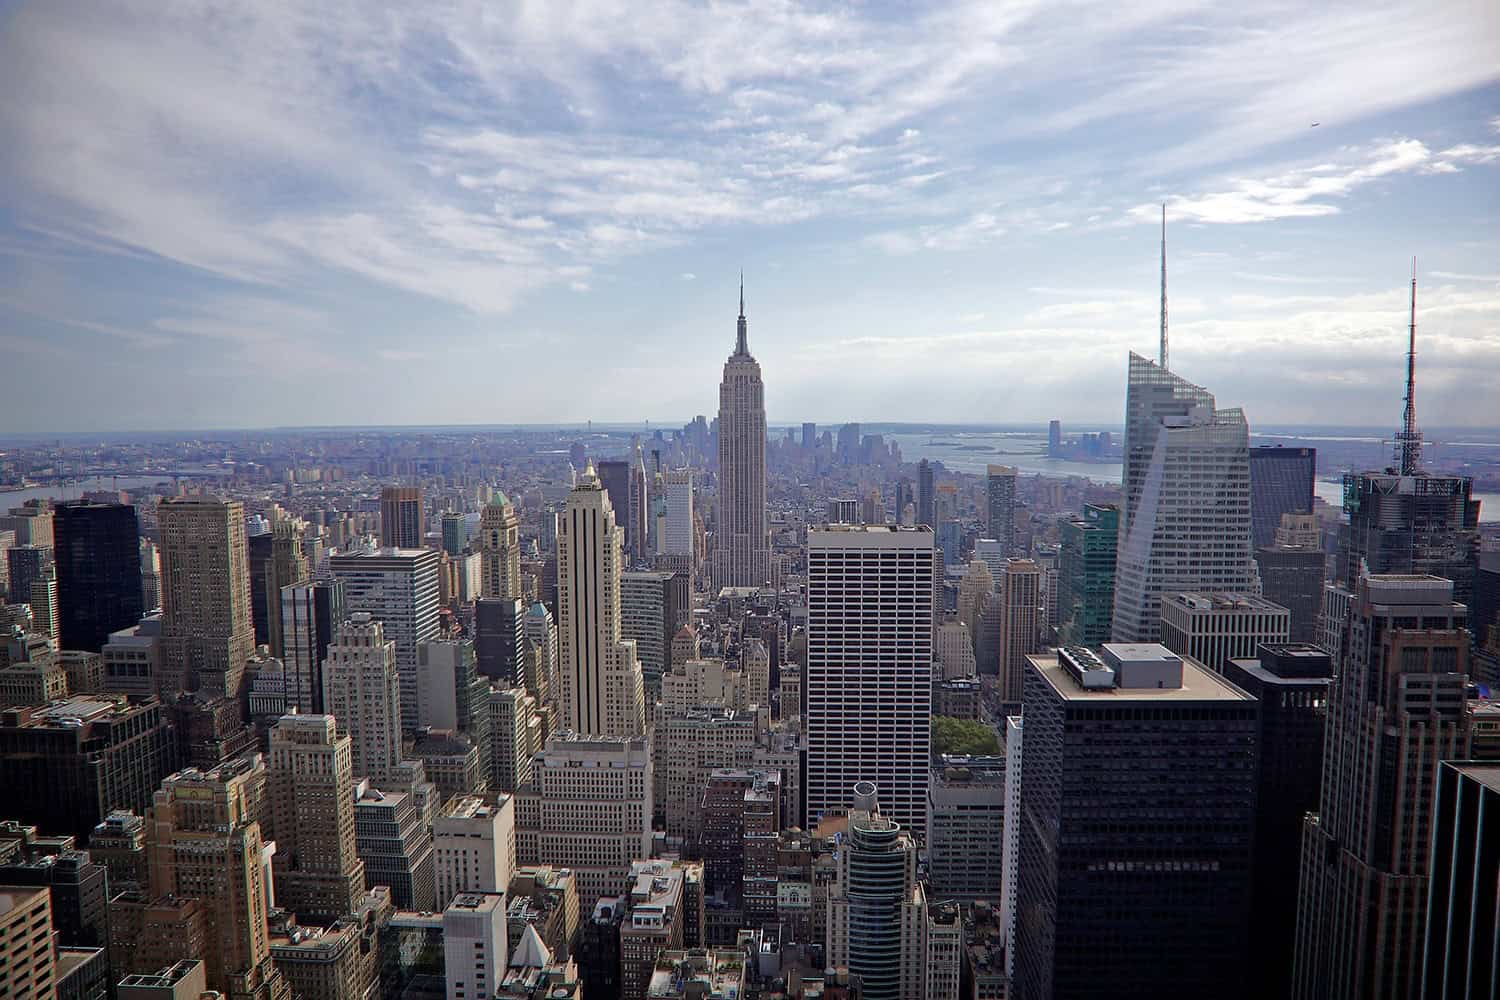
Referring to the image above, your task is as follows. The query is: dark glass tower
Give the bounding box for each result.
[1249,445,1316,549]
[917,459,935,528]
[1056,503,1118,647]
[54,500,143,653]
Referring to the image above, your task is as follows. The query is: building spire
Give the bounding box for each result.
[1396,257,1423,475]
[1159,202,1169,370]
[735,272,749,356]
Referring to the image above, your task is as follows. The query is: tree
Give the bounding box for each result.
[931,715,1000,756]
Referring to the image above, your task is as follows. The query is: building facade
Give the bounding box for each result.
[1248,446,1316,550]
[157,497,255,700]
[53,500,143,654]
[1158,591,1291,672]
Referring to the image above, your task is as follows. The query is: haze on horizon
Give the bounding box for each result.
[1,1,1498,434]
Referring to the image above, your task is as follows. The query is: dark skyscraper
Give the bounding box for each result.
[7,544,51,611]
[379,487,424,549]
[985,465,1017,558]
[54,500,144,654]
[474,597,526,684]
[1255,544,1327,642]
[1293,574,1471,1000]
[1423,760,1500,1000]
[596,460,631,551]
[1056,503,1117,647]
[1014,645,1258,1000]
[1248,446,1316,549]
[801,422,816,450]
[1222,643,1332,1000]
[917,459,935,528]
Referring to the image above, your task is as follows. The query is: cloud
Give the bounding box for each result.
[680,272,697,281]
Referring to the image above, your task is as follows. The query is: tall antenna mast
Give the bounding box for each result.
[1396,257,1422,475]
[1159,203,1169,370]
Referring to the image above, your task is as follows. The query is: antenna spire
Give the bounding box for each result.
[1159,202,1169,370]
[1397,257,1422,475]
[734,272,749,356]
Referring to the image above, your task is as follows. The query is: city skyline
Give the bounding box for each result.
[1,3,1498,432]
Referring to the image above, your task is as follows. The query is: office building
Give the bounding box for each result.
[1112,355,1259,643]
[1047,419,1062,456]
[996,559,1040,706]
[1056,503,1118,647]
[90,809,147,890]
[1014,645,1258,1000]
[434,795,516,911]
[267,905,381,1000]
[254,518,309,658]
[621,570,673,693]
[322,615,403,783]
[713,283,772,590]
[556,465,645,739]
[1,505,53,549]
[415,638,483,735]
[576,896,625,998]
[1422,761,1500,999]
[498,926,582,999]
[698,768,780,928]
[480,493,523,600]
[475,597,525,684]
[522,603,558,703]
[917,459,935,528]
[489,687,541,795]
[329,545,440,732]
[53,500,143,653]
[926,754,1006,903]
[1293,575,1471,1000]
[619,860,697,1000]
[411,729,483,801]
[443,892,507,1000]
[100,616,162,698]
[653,707,758,842]
[1249,446,1317,550]
[157,497,255,700]
[506,865,580,962]
[0,849,109,950]
[515,733,652,908]
[0,656,66,707]
[139,539,160,612]
[379,488,423,550]
[0,695,175,842]
[1222,643,1332,1000]
[279,579,344,714]
[1255,543,1326,643]
[1159,591,1291,672]
[806,525,935,836]
[0,885,54,1000]
[1337,471,1480,606]
[7,545,51,612]
[116,960,209,1000]
[663,470,695,567]
[354,783,434,911]
[28,570,58,642]
[145,758,290,1000]
[645,949,746,1000]
[985,465,1017,557]
[268,714,366,926]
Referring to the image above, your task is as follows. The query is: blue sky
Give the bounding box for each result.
[1,0,1497,433]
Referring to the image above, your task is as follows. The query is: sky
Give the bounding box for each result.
[1,0,1498,434]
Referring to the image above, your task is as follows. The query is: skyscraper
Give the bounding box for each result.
[1293,574,1471,1000]
[1248,446,1316,550]
[322,614,404,784]
[53,500,143,653]
[279,578,344,714]
[662,470,695,567]
[805,525,935,836]
[985,465,1017,557]
[996,558,1041,706]
[1423,761,1500,1000]
[157,497,255,699]
[1014,645,1258,1000]
[619,570,672,695]
[556,464,645,739]
[479,492,522,600]
[1056,503,1118,647]
[1112,354,1259,643]
[329,545,440,732]
[917,459,935,528]
[379,487,423,550]
[267,714,366,925]
[147,757,290,1000]
[713,281,771,590]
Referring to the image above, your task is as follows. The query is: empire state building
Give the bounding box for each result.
[714,281,772,589]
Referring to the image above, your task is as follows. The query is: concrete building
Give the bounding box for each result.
[1293,575,1471,1000]
[663,470,696,568]
[619,860,694,1000]
[54,500,143,653]
[0,695,176,842]
[1112,355,1259,643]
[621,570,673,694]
[713,285,772,590]
[443,892,507,1000]
[0,885,55,1000]
[90,809,146,890]
[0,849,108,951]
[506,865,580,962]
[1159,591,1291,672]
[698,768,781,930]
[926,754,1006,903]
[515,733,653,908]
[479,494,523,601]
[556,465,645,739]
[489,687,542,795]
[321,615,403,784]
[354,784,434,912]
[268,714,366,926]
[379,487,423,551]
[1014,645,1258,1000]
[806,525,936,837]
[156,497,255,700]
[653,707,758,841]
[996,559,1040,707]
[410,730,484,802]
[101,615,162,698]
[1222,643,1333,1000]
[434,796,516,911]
[279,579,344,714]
[116,960,208,1000]
[329,545,440,733]
[145,757,290,1000]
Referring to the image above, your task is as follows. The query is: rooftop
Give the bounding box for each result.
[1164,591,1288,613]
[1032,648,1253,702]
